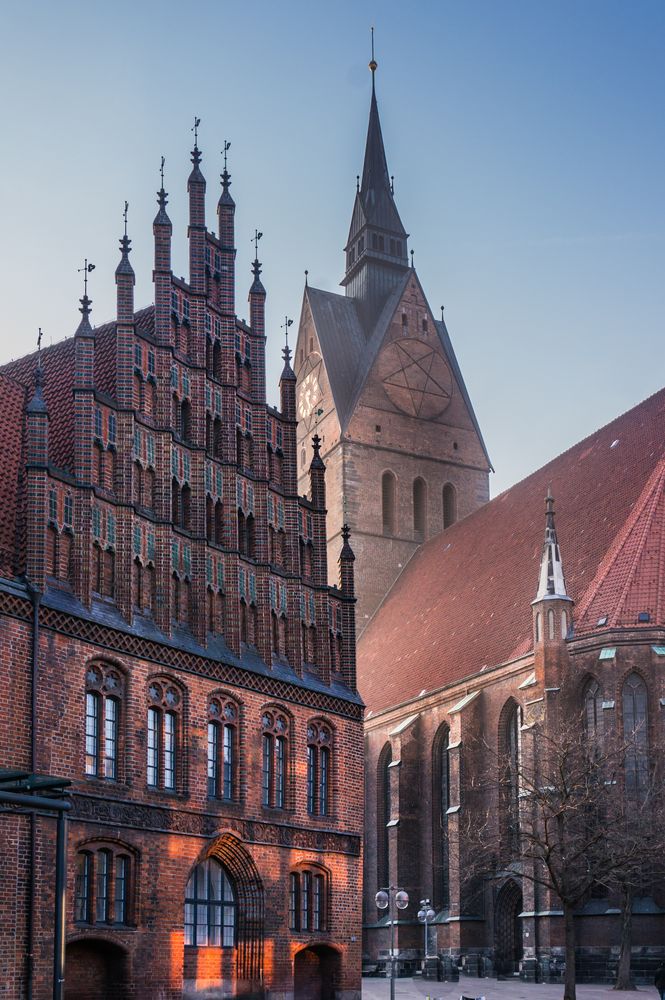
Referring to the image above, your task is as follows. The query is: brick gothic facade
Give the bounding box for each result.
[294,70,492,633]
[360,389,665,983]
[0,141,362,1000]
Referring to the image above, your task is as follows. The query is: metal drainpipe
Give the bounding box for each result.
[26,581,41,1000]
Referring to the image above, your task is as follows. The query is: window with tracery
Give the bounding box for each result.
[85,663,123,780]
[207,696,238,801]
[432,723,450,908]
[500,701,522,858]
[75,845,132,925]
[382,471,396,536]
[377,742,392,889]
[185,858,236,947]
[146,680,182,792]
[442,482,457,529]
[583,678,603,742]
[622,673,649,798]
[306,721,332,817]
[413,477,427,542]
[261,709,288,809]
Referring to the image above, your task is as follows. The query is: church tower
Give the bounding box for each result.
[295,54,491,631]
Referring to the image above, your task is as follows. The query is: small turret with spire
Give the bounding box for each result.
[217,141,236,316]
[25,330,50,590]
[154,157,173,346]
[75,260,95,339]
[188,117,207,293]
[115,202,135,320]
[338,523,357,691]
[532,491,573,688]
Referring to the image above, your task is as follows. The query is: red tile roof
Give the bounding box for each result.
[358,387,665,714]
[0,373,28,576]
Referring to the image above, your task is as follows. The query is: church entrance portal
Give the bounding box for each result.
[494,880,523,976]
[293,945,340,1000]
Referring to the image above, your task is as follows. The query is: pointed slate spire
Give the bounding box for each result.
[535,491,571,601]
[357,58,406,238]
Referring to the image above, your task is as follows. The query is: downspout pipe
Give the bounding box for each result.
[26,581,41,1000]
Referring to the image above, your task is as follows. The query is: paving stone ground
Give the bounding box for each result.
[361,974,658,1000]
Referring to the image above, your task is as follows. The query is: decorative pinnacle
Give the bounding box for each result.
[78,258,95,300]
[304,269,309,286]
[221,140,232,190]
[252,229,263,257]
[534,488,571,603]
[390,175,394,195]
[410,248,415,268]
[342,523,350,542]
[75,260,95,336]
[27,329,47,413]
[123,200,128,238]
[191,116,202,165]
[157,156,168,209]
[312,434,321,455]
[281,316,293,365]
[117,202,134,275]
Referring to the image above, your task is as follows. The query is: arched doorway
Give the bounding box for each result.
[65,939,128,1000]
[294,945,341,1000]
[494,881,523,976]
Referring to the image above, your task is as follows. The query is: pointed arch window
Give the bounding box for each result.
[146,680,182,792]
[261,710,289,809]
[85,663,123,780]
[548,608,556,640]
[377,742,392,889]
[432,724,450,908]
[583,678,603,742]
[622,673,649,798]
[442,483,457,529]
[382,471,396,536]
[500,701,522,858]
[207,696,238,801]
[184,858,236,947]
[306,721,332,817]
[413,477,427,542]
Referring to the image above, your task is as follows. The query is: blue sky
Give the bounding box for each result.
[0,0,663,495]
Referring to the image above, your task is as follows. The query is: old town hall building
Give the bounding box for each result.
[0,138,363,998]
[298,63,665,983]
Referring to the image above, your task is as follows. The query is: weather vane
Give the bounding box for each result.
[37,327,43,355]
[369,26,377,75]
[252,230,263,257]
[160,156,165,187]
[223,140,231,170]
[77,259,96,296]
[192,116,201,145]
[123,201,129,237]
[281,316,293,346]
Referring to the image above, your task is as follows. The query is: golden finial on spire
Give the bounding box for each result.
[369,26,377,76]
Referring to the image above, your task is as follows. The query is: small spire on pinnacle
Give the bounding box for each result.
[410,248,415,268]
[116,201,134,276]
[155,157,171,223]
[441,305,445,322]
[340,523,355,560]
[356,174,360,193]
[281,316,295,379]
[27,329,48,414]
[75,260,95,336]
[311,433,325,469]
[220,140,232,193]
[191,116,201,164]
[304,269,309,286]
[250,230,265,294]
[534,489,571,602]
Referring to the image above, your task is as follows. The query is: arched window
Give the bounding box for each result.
[306,721,332,817]
[377,742,392,889]
[561,609,568,638]
[583,678,603,742]
[500,701,522,857]
[212,341,222,381]
[535,612,541,643]
[622,673,649,798]
[207,697,238,801]
[185,858,236,947]
[382,471,396,536]
[85,663,123,780]
[261,709,288,809]
[75,845,132,926]
[180,399,191,443]
[413,477,427,542]
[146,680,182,792]
[432,724,450,908]
[181,485,192,531]
[289,866,327,931]
[442,483,457,529]
[548,608,556,640]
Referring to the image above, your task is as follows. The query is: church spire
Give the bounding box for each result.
[341,38,409,328]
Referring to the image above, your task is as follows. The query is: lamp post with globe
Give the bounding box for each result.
[417,899,436,976]
[375,886,409,1000]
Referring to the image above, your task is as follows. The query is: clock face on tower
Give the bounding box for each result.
[297,356,324,431]
[378,338,453,418]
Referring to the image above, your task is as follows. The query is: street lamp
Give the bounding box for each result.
[417,898,436,971]
[375,885,409,1000]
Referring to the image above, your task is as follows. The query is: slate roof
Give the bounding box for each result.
[358,386,665,714]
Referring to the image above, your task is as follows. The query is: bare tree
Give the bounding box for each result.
[460,713,664,1000]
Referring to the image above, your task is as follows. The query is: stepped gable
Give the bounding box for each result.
[0,306,154,473]
[358,386,665,714]
[0,373,27,576]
